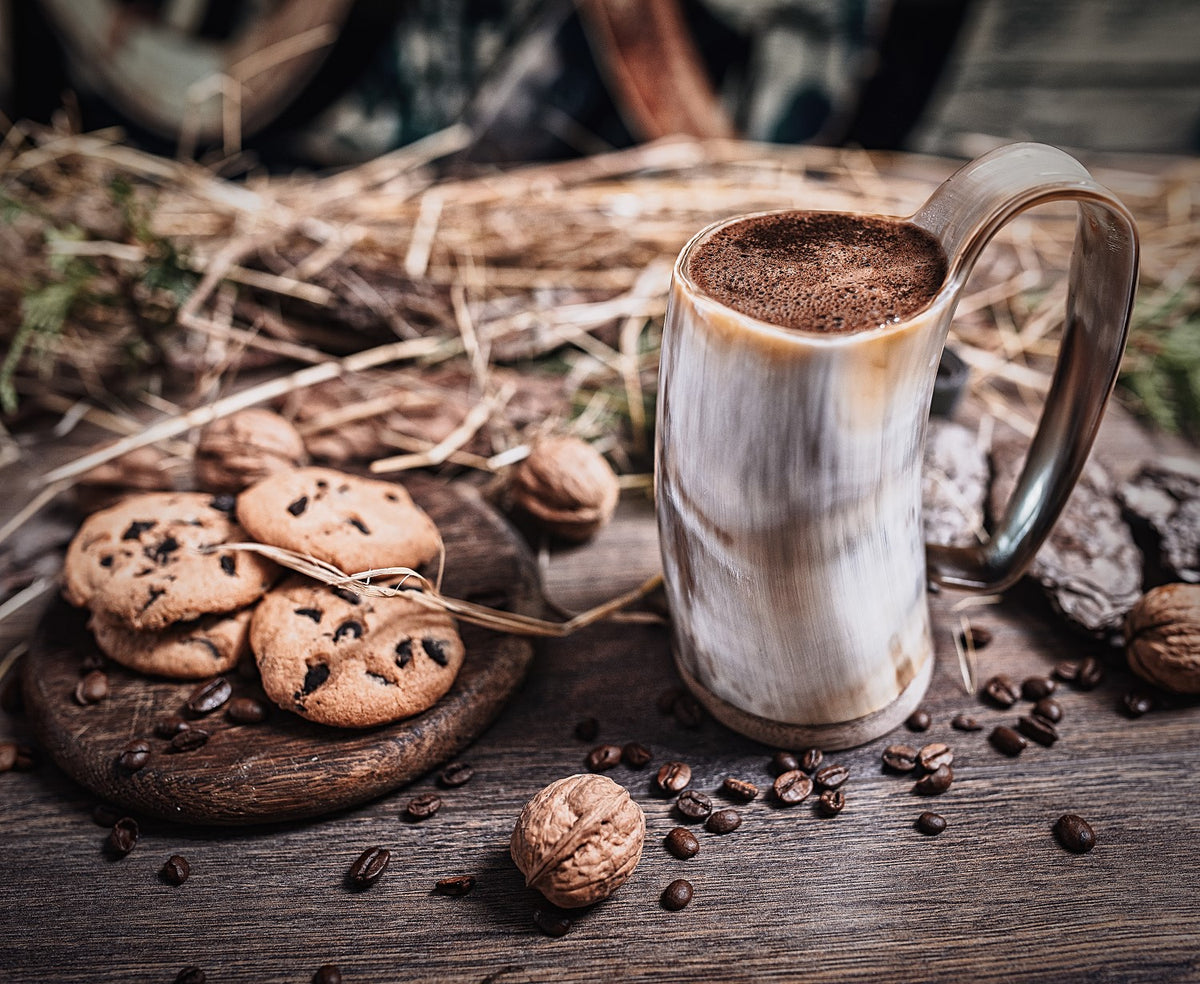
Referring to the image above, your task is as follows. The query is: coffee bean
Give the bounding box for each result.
[155,715,191,739]
[439,762,474,787]
[434,874,476,897]
[1053,660,1080,682]
[672,693,705,729]
[106,817,139,858]
[533,907,572,937]
[982,675,1021,708]
[905,709,932,732]
[814,764,850,791]
[1017,715,1058,746]
[174,968,206,984]
[168,728,210,753]
[770,750,800,775]
[184,677,231,717]
[226,697,268,724]
[348,846,390,888]
[1122,692,1155,718]
[720,777,759,802]
[656,761,691,794]
[1021,676,1057,701]
[664,827,700,859]
[772,769,813,805]
[950,713,982,732]
[913,765,953,795]
[80,649,106,673]
[881,744,919,772]
[916,811,947,836]
[12,742,34,771]
[958,625,993,650]
[585,744,622,772]
[91,803,123,827]
[705,808,742,834]
[661,879,694,911]
[816,789,845,816]
[0,741,17,773]
[622,742,652,768]
[917,743,954,772]
[989,725,1028,757]
[675,789,712,821]
[1032,698,1063,724]
[161,855,191,885]
[799,748,824,773]
[1053,813,1096,853]
[402,792,441,820]
[313,966,342,984]
[574,717,600,741]
[1075,657,1104,691]
[74,670,109,706]
[116,739,151,773]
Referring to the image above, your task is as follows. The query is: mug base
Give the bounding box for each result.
[674,652,934,751]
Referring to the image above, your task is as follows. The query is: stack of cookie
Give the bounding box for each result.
[62,467,466,729]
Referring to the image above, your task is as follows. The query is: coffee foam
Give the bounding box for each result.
[686,212,947,334]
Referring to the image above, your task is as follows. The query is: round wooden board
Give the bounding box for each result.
[22,477,539,826]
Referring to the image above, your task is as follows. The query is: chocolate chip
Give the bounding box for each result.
[99,555,114,568]
[287,496,309,516]
[219,555,236,577]
[394,639,413,667]
[209,494,236,513]
[300,663,331,696]
[331,587,360,605]
[295,607,323,623]
[347,518,371,535]
[333,620,363,643]
[122,520,156,540]
[366,670,393,685]
[423,637,449,666]
[148,536,180,564]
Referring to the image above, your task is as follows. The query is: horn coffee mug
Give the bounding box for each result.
[655,143,1138,750]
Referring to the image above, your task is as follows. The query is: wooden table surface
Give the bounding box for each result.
[1,401,1199,984]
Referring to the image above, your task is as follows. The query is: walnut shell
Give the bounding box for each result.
[510,773,645,908]
[1125,583,1200,694]
[194,409,307,494]
[509,435,619,542]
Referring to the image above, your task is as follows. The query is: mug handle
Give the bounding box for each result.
[911,142,1139,591]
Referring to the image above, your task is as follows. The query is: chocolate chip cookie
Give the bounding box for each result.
[250,577,465,728]
[90,606,253,679]
[63,492,278,630]
[236,467,441,575]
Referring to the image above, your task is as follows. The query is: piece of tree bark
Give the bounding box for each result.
[1119,456,1200,584]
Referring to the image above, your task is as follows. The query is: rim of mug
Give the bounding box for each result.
[674,208,957,346]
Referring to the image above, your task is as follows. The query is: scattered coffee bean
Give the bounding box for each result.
[585,744,622,772]
[905,709,932,732]
[1122,692,1155,718]
[405,793,442,821]
[174,968,206,984]
[155,715,191,739]
[574,717,600,742]
[661,879,694,911]
[435,874,476,897]
[1053,660,1080,682]
[770,750,800,775]
[664,827,700,859]
[0,741,17,773]
[773,769,813,805]
[656,761,692,794]
[1021,676,1057,701]
[950,713,982,732]
[1032,698,1063,724]
[913,765,953,795]
[1075,657,1104,691]
[1053,813,1096,854]
[439,763,474,787]
[168,728,210,753]
[958,624,993,650]
[675,789,712,821]
[80,650,106,673]
[916,811,947,836]
[1017,715,1059,746]
[106,817,139,858]
[91,803,123,827]
[12,743,34,771]
[184,677,231,717]
[814,764,850,791]
[706,808,742,834]
[720,777,759,802]
[116,739,151,774]
[313,966,342,984]
[881,744,919,772]
[533,907,572,937]
[982,675,1021,708]
[816,789,845,816]
[672,693,705,729]
[161,855,191,885]
[917,743,954,772]
[799,748,824,773]
[622,742,652,768]
[348,846,390,888]
[226,696,268,724]
[989,725,1028,757]
[74,670,109,706]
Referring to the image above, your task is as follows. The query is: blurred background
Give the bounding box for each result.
[4,0,1200,169]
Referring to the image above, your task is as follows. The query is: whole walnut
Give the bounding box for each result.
[1125,583,1200,694]
[509,435,620,542]
[194,408,307,493]
[510,773,645,908]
